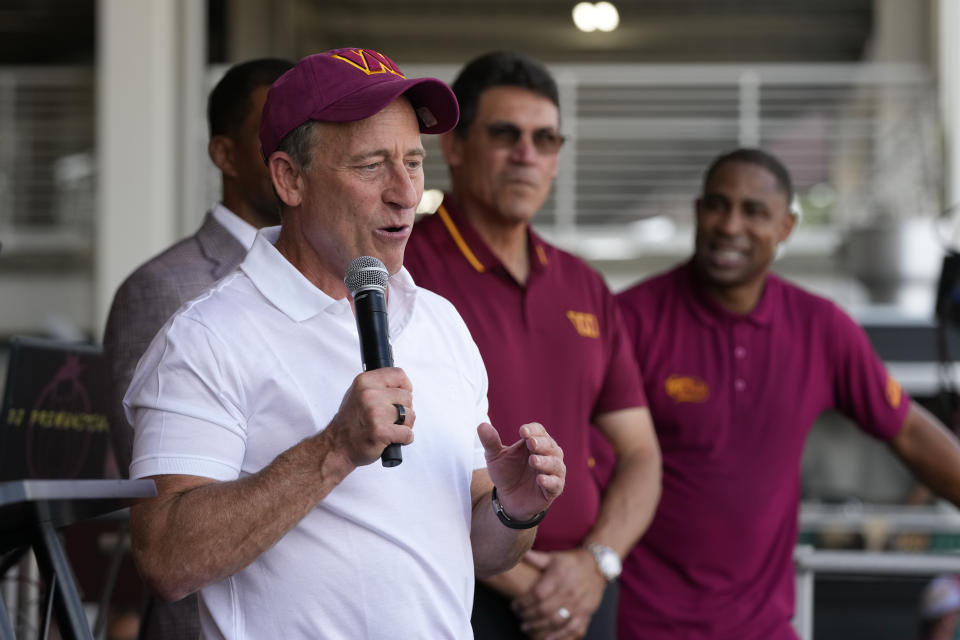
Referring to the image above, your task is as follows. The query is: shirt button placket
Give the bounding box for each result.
[732,325,748,395]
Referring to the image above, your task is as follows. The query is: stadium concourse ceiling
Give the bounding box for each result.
[293,0,875,64]
[0,0,874,65]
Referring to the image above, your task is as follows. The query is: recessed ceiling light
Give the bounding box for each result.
[572,2,619,33]
[593,2,620,32]
[572,2,597,32]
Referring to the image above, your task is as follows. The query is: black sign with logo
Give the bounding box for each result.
[0,336,109,480]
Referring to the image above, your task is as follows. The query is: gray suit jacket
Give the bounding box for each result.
[102,212,246,640]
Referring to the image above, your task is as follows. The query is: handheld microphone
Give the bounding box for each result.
[344,256,402,467]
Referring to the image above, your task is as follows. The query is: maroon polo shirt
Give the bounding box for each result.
[404,195,647,551]
[614,261,909,640]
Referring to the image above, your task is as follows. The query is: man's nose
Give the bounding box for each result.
[717,208,746,234]
[508,134,539,164]
[384,163,420,209]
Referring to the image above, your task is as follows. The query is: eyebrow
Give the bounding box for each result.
[488,120,559,131]
[702,193,768,207]
[347,147,425,164]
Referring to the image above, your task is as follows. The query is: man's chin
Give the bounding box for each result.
[694,258,747,288]
[701,270,736,287]
[380,249,407,277]
[496,201,542,225]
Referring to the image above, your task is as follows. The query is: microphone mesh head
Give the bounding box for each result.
[344,256,389,294]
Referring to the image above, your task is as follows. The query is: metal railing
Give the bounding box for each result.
[793,503,960,638]
[404,61,941,257]
[793,546,960,639]
[0,63,941,260]
[800,502,960,536]
[0,67,94,256]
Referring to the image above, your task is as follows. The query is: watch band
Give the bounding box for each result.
[491,486,548,530]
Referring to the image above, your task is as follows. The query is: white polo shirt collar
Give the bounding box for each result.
[240,227,418,334]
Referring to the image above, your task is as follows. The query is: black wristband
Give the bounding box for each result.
[491,486,547,530]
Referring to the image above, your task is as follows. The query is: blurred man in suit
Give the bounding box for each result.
[102,57,292,640]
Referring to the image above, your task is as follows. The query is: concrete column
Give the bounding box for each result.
[94,0,207,336]
[178,0,210,235]
[937,0,960,211]
[867,0,928,63]
[862,0,939,223]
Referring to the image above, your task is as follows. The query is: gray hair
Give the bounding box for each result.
[275,120,320,170]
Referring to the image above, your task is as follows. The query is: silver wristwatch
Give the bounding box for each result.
[585,543,622,582]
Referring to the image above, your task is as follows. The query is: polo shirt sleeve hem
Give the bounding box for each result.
[592,399,649,419]
[130,454,240,482]
[877,393,913,443]
[827,301,912,442]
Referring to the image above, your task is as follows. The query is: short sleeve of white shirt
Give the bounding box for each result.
[127,293,249,481]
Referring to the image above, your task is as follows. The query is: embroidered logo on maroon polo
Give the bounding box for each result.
[665,375,710,403]
[566,311,599,338]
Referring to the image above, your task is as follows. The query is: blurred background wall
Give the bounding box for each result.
[2,2,960,636]
[0,0,954,338]
[5,0,960,508]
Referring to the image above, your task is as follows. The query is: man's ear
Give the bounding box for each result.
[779,211,798,243]
[208,135,237,178]
[440,131,464,168]
[268,152,303,208]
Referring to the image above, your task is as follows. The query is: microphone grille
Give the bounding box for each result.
[344,256,389,294]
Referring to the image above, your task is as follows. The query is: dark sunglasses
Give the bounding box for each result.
[484,123,566,155]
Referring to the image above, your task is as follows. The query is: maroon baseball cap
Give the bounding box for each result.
[259,48,459,158]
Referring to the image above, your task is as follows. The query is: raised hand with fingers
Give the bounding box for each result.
[478,421,565,523]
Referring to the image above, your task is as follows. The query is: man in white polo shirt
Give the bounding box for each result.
[124,48,567,640]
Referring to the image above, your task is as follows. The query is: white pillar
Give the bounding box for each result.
[792,545,815,640]
[94,0,207,337]
[938,0,960,211]
[554,70,577,242]
[178,0,209,236]
[868,0,928,63]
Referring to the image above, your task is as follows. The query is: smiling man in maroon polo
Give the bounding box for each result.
[405,51,662,640]
[615,147,960,639]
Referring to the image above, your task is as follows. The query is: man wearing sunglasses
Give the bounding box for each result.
[405,51,662,640]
